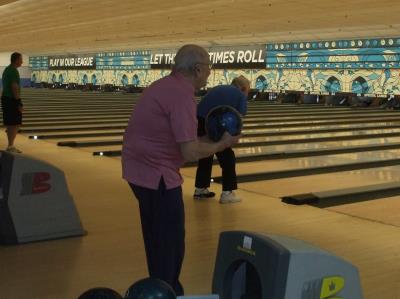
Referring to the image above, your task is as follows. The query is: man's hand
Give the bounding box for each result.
[219,132,241,150]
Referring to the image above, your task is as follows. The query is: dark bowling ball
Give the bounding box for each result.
[78,287,123,299]
[205,105,242,142]
[124,278,176,299]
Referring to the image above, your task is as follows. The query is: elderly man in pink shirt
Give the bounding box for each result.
[122,44,240,295]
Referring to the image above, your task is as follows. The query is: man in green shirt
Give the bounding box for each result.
[1,52,24,153]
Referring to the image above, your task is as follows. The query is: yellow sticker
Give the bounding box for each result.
[320,276,344,299]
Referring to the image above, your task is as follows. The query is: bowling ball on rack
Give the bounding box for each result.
[205,105,242,142]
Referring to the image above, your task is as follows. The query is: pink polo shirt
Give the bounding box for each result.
[122,72,197,190]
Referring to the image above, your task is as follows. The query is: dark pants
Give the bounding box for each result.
[1,96,22,126]
[129,178,185,296]
[195,117,237,191]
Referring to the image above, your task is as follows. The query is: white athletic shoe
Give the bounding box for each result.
[219,191,241,204]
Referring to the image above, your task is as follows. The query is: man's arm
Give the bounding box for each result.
[237,93,247,116]
[180,132,240,162]
[11,81,23,111]
[11,82,20,100]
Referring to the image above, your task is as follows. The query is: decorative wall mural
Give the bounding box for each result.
[132,74,140,86]
[91,74,97,85]
[351,77,369,94]
[82,74,88,85]
[325,76,342,93]
[121,74,129,86]
[255,75,267,91]
[29,37,400,95]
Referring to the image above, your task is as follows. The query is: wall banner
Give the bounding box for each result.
[150,45,266,69]
[48,55,96,70]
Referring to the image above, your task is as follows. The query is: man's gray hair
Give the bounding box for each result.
[173,44,209,73]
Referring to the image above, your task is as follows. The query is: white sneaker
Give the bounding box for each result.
[219,191,241,204]
[6,146,22,153]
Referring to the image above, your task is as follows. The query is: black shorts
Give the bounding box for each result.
[1,96,22,126]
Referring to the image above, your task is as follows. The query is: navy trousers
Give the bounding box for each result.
[129,178,185,295]
[195,117,238,191]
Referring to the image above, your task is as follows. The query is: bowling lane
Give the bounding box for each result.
[22,109,133,117]
[242,122,400,135]
[52,136,400,158]
[39,127,400,148]
[242,116,400,127]
[234,136,400,155]
[22,118,400,136]
[21,116,400,135]
[22,113,131,121]
[237,128,400,144]
[24,103,134,109]
[236,165,400,198]
[21,118,130,126]
[327,195,400,227]
[246,106,350,111]
[21,117,130,125]
[180,148,400,178]
[244,111,400,122]
[20,123,127,133]
[28,129,125,139]
[245,109,384,117]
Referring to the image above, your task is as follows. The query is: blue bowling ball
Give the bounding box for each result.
[78,287,123,299]
[205,105,242,142]
[125,278,176,299]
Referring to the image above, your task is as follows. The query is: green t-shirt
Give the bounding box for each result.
[1,65,20,98]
